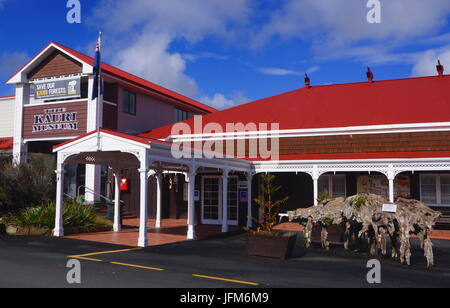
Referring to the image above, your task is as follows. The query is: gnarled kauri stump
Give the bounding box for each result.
[287,194,441,268]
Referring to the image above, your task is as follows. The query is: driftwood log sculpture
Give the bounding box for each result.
[287,194,441,268]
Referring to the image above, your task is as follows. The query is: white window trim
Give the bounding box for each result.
[175,108,188,123]
[226,176,239,226]
[200,175,239,225]
[201,176,222,225]
[420,174,450,207]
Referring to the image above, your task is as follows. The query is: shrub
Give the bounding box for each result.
[0,154,56,212]
[13,201,111,230]
[354,194,369,208]
[318,191,332,204]
[246,173,289,235]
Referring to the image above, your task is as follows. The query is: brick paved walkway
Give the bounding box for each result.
[65,218,240,247]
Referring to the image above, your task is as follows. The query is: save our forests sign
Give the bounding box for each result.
[34,78,81,100]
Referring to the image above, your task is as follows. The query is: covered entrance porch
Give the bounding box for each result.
[53,129,253,247]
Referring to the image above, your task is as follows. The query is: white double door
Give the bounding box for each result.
[201,176,239,226]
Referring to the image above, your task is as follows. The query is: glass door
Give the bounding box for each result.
[201,177,221,224]
[227,177,239,226]
[201,176,240,225]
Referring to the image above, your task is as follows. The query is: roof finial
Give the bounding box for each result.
[366,67,374,83]
[304,73,311,88]
[437,60,444,78]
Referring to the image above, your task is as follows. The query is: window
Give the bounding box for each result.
[318,174,346,198]
[123,90,136,115]
[420,174,450,205]
[175,108,188,122]
[104,82,118,103]
[227,177,238,222]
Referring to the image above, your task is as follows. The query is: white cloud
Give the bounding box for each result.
[256,65,319,76]
[257,67,301,76]
[111,32,199,97]
[93,0,251,44]
[92,0,252,101]
[306,66,320,74]
[183,52,229,63]
[254,0,450,63]
[412,47,450,77]
[200,92,250,110]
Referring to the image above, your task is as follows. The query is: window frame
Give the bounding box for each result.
[318,174,347,198]
[175,108,189,122]
[123,89,137,115]
[420,174,450,206]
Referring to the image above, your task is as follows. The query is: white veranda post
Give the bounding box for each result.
[138,156,150,248]
[113,170,121,232]
[156,172,163,229]
[54,158,65,237]
[187,170,197,240]
[246,172,253,228]
[388,165,395,203]
[13,83,30,165]
[312,166,319,206]
[222,169,229,233]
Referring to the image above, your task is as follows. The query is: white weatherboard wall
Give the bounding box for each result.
[0,98,15,137]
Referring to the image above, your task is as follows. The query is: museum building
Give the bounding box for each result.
[2,42,450,247]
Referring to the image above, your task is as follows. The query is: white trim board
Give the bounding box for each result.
[168,122,450,142]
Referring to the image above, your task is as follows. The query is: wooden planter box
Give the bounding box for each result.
[311,224,343,243]
[6,225,51,236]
[246,233,297,260]
[5,225,112,236]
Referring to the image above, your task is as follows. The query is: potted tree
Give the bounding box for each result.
[245,173,296,259]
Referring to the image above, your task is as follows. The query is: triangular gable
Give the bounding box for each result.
[7,43,92,84]
[53,130,151,153]
[27,49,82,80]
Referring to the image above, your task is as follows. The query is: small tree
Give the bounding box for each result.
[0,154,56,213]
[250,173,289,234]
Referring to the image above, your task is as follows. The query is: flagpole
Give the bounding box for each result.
[97,31,102,130]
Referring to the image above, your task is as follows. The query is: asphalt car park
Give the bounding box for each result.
[0,232,449,288]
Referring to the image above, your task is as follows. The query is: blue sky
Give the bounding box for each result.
[1,0,450,109]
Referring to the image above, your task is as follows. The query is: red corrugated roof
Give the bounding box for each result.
[0,138,13,150]
[139,75,450,140]
[6,42,217,114]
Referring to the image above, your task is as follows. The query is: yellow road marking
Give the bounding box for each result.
[67,256,103,262]
[73,248,143,258]
[67,249,260,286]
[192,274,259,286]
[110,261,165,272]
